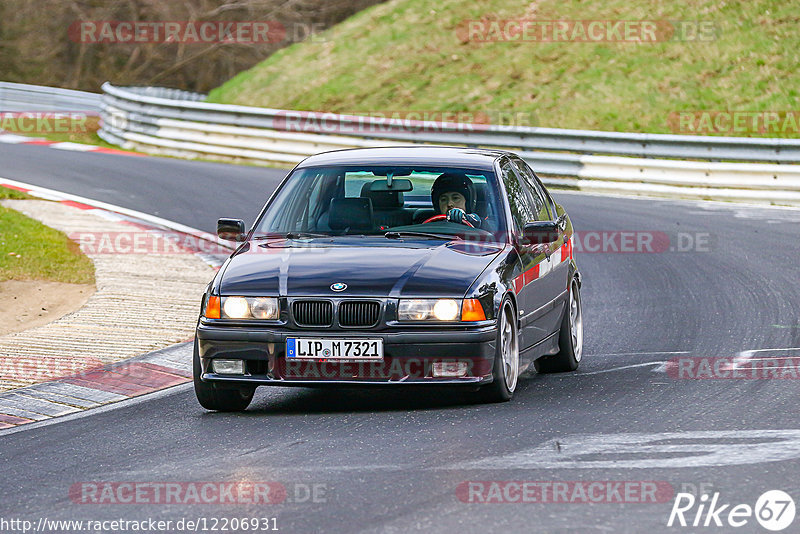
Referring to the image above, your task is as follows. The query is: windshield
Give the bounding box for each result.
[253,165,508,241]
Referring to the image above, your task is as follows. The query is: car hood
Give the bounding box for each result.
[218,238,503,298]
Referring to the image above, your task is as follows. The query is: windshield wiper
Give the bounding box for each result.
[384,231,463,240]
[253,232,330,240]
[285,232,330,239]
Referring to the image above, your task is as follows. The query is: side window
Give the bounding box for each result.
[500,160,536,234]
[512,158,551,221]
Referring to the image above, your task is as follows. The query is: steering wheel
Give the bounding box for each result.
[422,214,475,228]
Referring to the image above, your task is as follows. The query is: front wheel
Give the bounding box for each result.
[535,277,583,373]
[193,339,254,411]
[478,299,519,403]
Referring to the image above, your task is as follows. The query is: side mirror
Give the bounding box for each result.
[523,221,561,245]
[217,218,246,241]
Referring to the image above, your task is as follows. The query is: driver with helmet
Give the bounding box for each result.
[430,173,482,228]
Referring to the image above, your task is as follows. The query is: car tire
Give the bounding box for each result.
[535,277,583,373]
[478,299,519,403]
[193,339,255,412]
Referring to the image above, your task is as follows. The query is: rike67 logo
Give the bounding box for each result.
[667,490,796,531]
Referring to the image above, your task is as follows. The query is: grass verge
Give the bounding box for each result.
[0,187,95,284]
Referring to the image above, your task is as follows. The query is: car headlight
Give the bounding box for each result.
[250,297,280,319]
[204,296,279,320]
[222,296,250,319]
[398,299,461,321]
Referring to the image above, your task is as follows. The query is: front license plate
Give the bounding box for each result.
[286,338,384,361]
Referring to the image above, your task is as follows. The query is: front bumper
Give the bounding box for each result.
[196,322,497,386]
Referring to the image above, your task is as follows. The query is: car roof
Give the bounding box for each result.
[296,146,512,171]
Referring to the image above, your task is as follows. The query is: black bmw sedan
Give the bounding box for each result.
[194,146,582,410]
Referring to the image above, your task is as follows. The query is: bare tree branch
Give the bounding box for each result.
[0,0,387,93]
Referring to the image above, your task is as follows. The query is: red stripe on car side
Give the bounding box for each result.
[523,263,540,285]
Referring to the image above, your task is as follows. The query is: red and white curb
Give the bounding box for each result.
[0,343,192,429]
[0,129,140,157]
[0,176,233,270]
[0,179,235,428]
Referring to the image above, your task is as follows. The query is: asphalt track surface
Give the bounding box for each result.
[2,143,800,533]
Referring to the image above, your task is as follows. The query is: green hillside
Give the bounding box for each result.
[207,0,800,136]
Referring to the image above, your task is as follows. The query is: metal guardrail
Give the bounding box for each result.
[0,81,792,205]
[96,82,800,205]
[3,81,799,204]
[100,83,800,164]
[0,82,102,113]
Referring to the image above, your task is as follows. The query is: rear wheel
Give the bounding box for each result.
[535,278,582,373]
[478,299,519,403]
[193,339,254,411]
